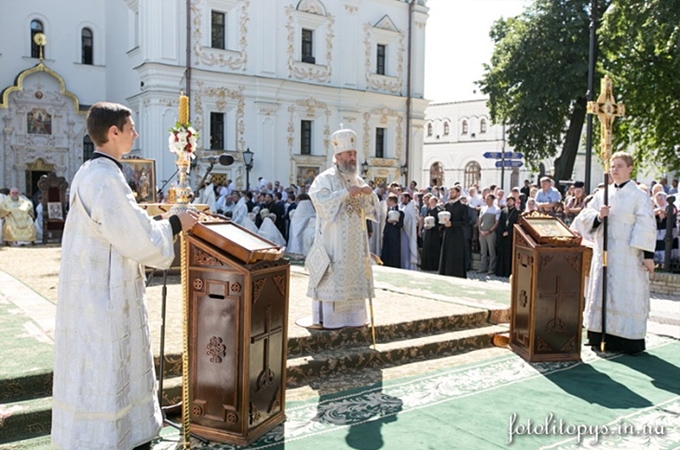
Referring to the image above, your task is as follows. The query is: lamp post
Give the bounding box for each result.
[400,163,408,184]
[243,147,254,190]
[361,160,370,178]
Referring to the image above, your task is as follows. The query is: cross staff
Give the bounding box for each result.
[586,75,625,352]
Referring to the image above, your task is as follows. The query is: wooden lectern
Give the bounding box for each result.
[510,212,591,362]
[185,221,289,445]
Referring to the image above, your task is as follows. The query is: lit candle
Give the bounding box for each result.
[179,93,189,124]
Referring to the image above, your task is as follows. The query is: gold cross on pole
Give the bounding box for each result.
[586,75,625,171]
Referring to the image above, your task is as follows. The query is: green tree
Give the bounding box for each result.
[479,0,599,182]
[600,0,680,172]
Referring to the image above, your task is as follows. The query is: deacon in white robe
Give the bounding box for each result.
[578,152,656,354]
[399,193,419,270]
[306,128,379,329]
[287,197,316,255]
[52,102,197,450]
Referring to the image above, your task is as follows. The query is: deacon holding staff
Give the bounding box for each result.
[51,102,198,449]
[579,151,656,355]
[306,127,379,329]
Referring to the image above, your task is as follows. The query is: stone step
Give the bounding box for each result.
[153,309,494,379]
[0,396,52,445]
[286,324,507,388]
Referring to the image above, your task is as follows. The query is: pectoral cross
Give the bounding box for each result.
[586,75,625,171]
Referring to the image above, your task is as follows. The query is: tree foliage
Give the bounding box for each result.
[478,0,595,181]
[600,0,680,172]
[478,0,680,179]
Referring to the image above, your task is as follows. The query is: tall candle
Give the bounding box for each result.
[179,94,189,124]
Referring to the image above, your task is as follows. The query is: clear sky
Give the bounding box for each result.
[424,0,532,103]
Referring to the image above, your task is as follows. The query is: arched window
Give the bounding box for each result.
[430,162,444,187]
[443,121,450,136]
[427,122,433,137]
[81,28,93,64]
[461,120,468,135]
[83,135,94,161]
[480,118,487,134]
[464,161,481,188]
[31,20,44,58]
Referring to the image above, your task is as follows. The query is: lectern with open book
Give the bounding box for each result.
[510,212,591,362]
[185,220,289,445]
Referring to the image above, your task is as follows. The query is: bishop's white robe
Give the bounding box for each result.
[579,181,656,341]
[306,166,378,328]
[52,157,175,450]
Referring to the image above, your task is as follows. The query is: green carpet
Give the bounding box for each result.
[154,335,679,450]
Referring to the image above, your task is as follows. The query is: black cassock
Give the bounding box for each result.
[495,206,520,277]
[421,206,442,271]
[381,207,404,268]
[439,200,469,278]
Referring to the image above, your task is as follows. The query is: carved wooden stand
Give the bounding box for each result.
[185,225,289,445]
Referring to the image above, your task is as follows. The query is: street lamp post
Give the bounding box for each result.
[361,160,370,178]
[243,147,254,190]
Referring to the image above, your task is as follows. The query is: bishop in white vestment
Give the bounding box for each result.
[579,152,656,354]
[52,103,197,450]
[306,128,379,329]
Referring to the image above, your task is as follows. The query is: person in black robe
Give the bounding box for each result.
[380,194,403,268]
[439,186,469,278]
[495,196,520,277]
[420,196,442,271]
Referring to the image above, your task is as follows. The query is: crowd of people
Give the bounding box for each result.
[168,166,679,278]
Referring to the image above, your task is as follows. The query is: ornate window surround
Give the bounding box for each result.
[362,107,403,165]
[285,1,334,83]
[193,0,248,70]
[364,16,403,93]
[287,98,331,173]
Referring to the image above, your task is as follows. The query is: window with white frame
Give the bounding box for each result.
[211,11,226,49]
[301,120,312,155]
[210,112,225,150]
[301,29,314,63]
[375,127,386,158]
[81,28,93,64]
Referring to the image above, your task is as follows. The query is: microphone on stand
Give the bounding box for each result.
[201,154,235,166]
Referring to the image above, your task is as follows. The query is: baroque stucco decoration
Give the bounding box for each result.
[191,0,250,70]
[287,97,331,184]
[362,107,403,176]
[285,3,335,83]
[192,82,247,187]
[1,62,84,189]
[363,18,405,94]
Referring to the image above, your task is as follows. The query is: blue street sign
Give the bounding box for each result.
[483,152,502,159]
[483,151,524,159]
[495,160,523,168]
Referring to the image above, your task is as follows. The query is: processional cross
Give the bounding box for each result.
[586,75,625,172]
[585,75,625,352]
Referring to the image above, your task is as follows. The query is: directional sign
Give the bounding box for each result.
[483,151,524,159]
[495,160,523,168]
[483,152,502,159]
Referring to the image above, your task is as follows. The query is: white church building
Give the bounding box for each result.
[0,0,429,199]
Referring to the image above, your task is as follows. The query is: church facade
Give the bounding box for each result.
[0,0,429,198]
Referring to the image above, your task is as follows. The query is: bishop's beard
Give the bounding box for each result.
[337,160,357,176]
